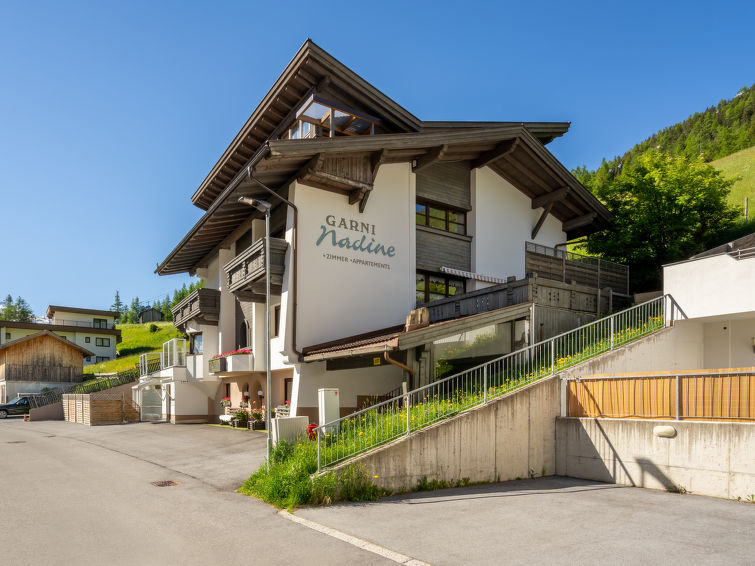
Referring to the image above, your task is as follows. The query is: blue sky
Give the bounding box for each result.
[1,0,753,317]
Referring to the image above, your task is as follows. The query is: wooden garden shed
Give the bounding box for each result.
[0,331,93,403]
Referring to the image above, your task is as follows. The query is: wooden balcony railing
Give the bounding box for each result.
[223,237,288,301]
[171,288,220,329]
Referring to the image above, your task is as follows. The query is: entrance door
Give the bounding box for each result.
[141,387,163,421]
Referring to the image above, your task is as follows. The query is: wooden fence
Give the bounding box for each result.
[63,391,140,426]
[567,368,755,422]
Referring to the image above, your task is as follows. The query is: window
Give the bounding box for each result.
[96,337,110,347]
[86,357,93,362]
[84,337,90,343]
[416,271,465,305]
[273,305,281,338]
[96,356,109,363]
[93,318,108,329]
[5,332,9,340]
[190,333,203,354]
[416,202,466,235]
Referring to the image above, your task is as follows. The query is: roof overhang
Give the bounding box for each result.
[0,330,95,357]
[157,126,610,276]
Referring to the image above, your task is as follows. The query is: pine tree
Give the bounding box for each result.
[111,290,124,319]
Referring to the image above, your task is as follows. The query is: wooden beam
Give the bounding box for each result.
[412,144,448,173]
[471,139,518,169]
[371,149,387,180]
[531,187,570,209]
[531,202,554,239]
[563,212,597,232]
[359,190,371,213]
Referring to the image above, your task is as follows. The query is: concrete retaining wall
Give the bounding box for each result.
[556,417,755,500]
[340,376,559,492]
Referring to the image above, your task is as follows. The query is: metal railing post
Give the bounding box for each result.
[610,315,614,350]
[317,428,321,473]
[483,366,488,403]
[405,393,411,435]
[550,339,555,374]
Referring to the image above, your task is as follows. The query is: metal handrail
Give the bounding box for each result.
[316,294,687,471]
[728,246,755,260]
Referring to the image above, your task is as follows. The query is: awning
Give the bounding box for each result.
[440,266,508,284]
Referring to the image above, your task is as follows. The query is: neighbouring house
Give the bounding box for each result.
[0,306,121,366]
[136,39,621,424]
[139,307,164,324]
[0,330,93,403]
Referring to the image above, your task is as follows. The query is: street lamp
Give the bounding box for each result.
[238,196,272,465]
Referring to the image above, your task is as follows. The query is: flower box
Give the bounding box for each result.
[250,420,266,431]
[209,357,227,373]
[226,354,253,372]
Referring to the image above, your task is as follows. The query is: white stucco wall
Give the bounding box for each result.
[470,167,566,282]
[291,163,415,349]
[664,254,755,319]
[295,361,404,410]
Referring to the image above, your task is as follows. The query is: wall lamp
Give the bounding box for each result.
[238,196,271,212]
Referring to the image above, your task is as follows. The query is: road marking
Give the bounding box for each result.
[278,509,432,566]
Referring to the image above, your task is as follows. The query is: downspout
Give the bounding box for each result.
[245,169,301,360]
[383,349,415,376]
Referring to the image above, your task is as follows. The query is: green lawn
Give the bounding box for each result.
[711,145,755,214]
[84,322,184,375]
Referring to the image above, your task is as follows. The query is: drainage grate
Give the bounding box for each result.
[151,480,179,487]
[6,441,26,444]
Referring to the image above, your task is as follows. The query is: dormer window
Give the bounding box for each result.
[279,94,381,140]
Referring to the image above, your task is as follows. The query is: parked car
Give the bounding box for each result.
[0,397,30,418]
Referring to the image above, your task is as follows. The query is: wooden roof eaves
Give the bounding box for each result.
[513,129,612,227]
[0,330,95,357]
[421,121,571,144]
[190,39,421,210]
[157,144,272,276]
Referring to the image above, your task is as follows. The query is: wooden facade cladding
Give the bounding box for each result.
[415,161,471,210]
[524,245,629,295]
[171,288,221,330]
[223,237,289,302]
[416,226,471,272]
[0,334,85,383]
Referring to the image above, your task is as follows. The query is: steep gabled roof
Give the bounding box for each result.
[0,330,94,357]
[190,39,571,211]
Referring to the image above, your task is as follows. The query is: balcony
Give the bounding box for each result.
[138,338,187,378]
[223,237,288,302]
[171,288,220,330]
[209,352,255,376]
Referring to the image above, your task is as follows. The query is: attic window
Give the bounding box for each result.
[280,94,381,139]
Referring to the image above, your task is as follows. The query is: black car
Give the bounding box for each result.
[0,397,30,418]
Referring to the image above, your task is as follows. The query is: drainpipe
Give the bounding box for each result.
[383,349,415,376]
[245,169,301,360]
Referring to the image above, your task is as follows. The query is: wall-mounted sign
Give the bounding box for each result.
[315,214,397,270]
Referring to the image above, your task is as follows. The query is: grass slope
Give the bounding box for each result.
[84,321,184,375]
[711,145,755,214]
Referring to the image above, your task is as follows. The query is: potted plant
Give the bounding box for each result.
[232,409,249,428]
[250,405,265,430]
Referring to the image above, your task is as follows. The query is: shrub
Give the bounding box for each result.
[148,323,158,333]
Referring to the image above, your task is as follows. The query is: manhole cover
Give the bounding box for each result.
[6,441,26,444]
[151,480,180,487]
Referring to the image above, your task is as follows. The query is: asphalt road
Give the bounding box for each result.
[0,420,394,566]
[1,419,752,566]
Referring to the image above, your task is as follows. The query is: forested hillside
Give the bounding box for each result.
[575,83,755,187]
